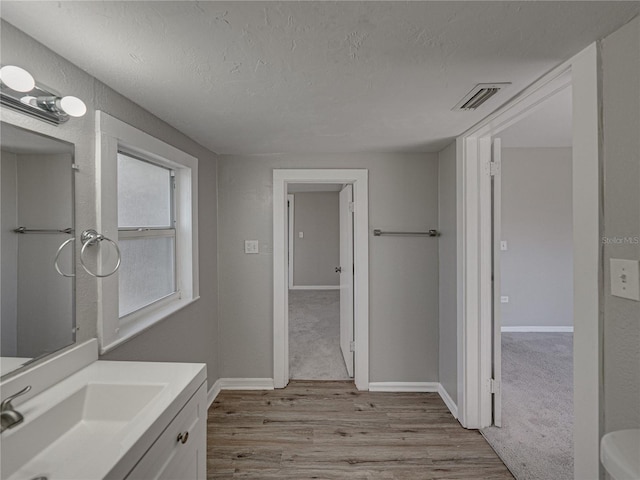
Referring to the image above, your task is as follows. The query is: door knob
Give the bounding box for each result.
[335,266,342,273]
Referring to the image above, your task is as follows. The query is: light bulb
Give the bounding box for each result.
[59,96,86,117]
[0,65,35,92]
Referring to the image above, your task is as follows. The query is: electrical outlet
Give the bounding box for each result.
[500,296,509,304]
[299,231,304,238]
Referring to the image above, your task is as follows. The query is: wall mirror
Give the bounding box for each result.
[1,122,76,378]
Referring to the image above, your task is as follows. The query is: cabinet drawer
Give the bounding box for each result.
[126,383,207,480]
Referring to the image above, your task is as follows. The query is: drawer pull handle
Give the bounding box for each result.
[177,431,189,444]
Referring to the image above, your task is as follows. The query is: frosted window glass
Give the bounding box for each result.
[118,153,172,228]
[118,236,175,317]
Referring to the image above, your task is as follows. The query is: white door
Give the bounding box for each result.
[339,184,354,378]
[287,194,294,289]
[492,137,503,427]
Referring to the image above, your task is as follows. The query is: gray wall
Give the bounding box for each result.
[601,16,640,434]
[438,142,458,402]
[500,147,573,328]
[218,153,439,382]
[1,21,220,387]
[292,192,340,287]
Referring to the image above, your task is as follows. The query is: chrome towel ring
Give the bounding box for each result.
[54,237,76,277]
[80,229,121,278]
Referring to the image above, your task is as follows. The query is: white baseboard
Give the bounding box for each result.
[501,326,574,333]
[368,382,439,392]
[290,285,340,290]
[438,384,458,419]
[208,379,222,408]
[217,378,275,390]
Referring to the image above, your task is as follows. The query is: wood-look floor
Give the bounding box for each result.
[207,381,514,479]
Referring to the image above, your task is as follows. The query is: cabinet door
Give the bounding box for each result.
[126,383,207,480]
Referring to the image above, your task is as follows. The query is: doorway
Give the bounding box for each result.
[457,45,601,478]
[273,169,369,391]
[481,86,575,480]
[286,184,352,380]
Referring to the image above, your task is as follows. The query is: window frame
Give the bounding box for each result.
[96,111,199,354]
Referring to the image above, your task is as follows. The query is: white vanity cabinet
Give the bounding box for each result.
[125,383,207,480]
[0,340,209,480]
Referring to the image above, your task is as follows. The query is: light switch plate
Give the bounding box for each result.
[500,296,509,304]
[244,240,259,254]
[500,241,508,251]
[610,259,640,301]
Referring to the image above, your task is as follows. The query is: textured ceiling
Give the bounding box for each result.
[1,2,638,154]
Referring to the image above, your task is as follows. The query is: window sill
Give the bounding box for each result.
[99,296,200,355]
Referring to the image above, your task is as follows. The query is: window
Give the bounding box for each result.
[117,153,176,318]
[96,111,199,353]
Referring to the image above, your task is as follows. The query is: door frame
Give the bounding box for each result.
[273,169,369,391]
[457,43,601,479]
[491,137,502,428]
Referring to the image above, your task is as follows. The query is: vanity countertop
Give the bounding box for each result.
[1,359,206,480]
[0,357,31,377]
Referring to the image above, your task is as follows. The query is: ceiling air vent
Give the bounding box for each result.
[453,83,511,111]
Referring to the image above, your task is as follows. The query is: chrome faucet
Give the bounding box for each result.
[1,385,31,433]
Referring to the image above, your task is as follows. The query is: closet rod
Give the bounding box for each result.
[373,229,439,237]
[13,227,73,234]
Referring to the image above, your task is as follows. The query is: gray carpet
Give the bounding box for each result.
[482,333,574,480]
[288,289,350,380]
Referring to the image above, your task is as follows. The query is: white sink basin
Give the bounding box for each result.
[2,382,166,480]
[601,429,640,480]
[1,358,206,480]
[63,383,163,421]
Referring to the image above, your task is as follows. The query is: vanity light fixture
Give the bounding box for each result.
[0,65,87,125]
